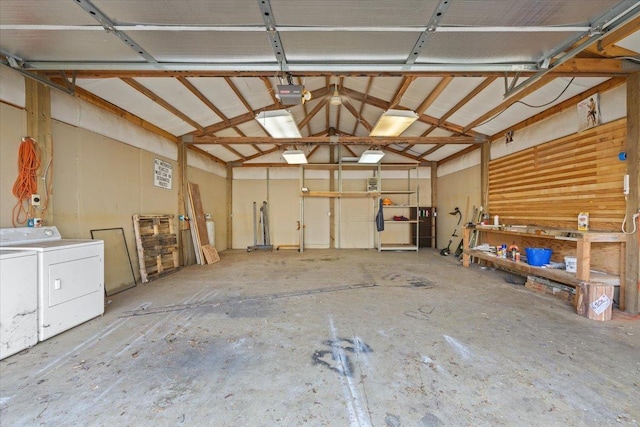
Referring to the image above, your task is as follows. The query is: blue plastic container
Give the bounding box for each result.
[525,247,553,266]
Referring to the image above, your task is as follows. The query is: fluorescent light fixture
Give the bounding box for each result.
[255,109,302,138]
[341,156,360,162]
[358,149,385,164]
[282,149,308,164]
[370,109,419,137]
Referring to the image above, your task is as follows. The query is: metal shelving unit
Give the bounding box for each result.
[377,164,420,252]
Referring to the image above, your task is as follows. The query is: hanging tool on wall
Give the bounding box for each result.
[440,207,462,256]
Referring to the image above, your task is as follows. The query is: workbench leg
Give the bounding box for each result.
[462,227,471,267]
[619,242,626,311]
[576,239,591,282]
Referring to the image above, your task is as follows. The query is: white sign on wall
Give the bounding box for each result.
[154,158,173,189]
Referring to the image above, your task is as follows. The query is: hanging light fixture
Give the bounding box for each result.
[330,83,342,106]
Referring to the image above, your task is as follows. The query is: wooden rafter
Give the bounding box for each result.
[307,145,322,160]
[187,144,226,165]
[242,146,281,162]
[437,144,476,166]
[121,77,204,132]
[53,81,179,144]
[490,76,627,141]
[352,77,374,135]
[439,77,497,125]
[224,76,254,113]
[54,58,637,79]
[297,77,312,135]
[419,143,446,159]
[462,76,555,133]
[198,86,330,135]
[342,98,373,132]
[415,76,453,115]
[191,136,481,145]
[583,16,640,58]
[177,76,228,126]
[299,98,328,129]
[261,76,281,107]
[389,76,415,108]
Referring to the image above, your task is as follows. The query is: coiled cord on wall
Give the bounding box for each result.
[12,137,40,227]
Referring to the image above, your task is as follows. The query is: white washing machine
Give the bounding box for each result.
[0,226,104,342]
[0,249,38,359]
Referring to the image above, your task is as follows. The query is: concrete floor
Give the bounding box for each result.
[1,249,638,426]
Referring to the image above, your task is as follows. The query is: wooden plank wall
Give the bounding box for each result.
[489,118,627,231]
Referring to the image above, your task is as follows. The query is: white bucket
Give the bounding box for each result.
[565,256,577,273]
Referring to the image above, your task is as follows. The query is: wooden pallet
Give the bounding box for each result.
[132,214,179,283]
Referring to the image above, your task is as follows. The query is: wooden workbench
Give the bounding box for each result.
[462,225,627,307]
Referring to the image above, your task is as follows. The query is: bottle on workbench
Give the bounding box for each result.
[508,242,519,261]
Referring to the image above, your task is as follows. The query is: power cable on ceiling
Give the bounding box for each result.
[475,77,575,129]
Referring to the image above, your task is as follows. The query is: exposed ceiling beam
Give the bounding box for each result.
[438,77,497,124]
[503,3,640,97]
[490,76,627,141]
[583,15,640,57]
[261,76,281,107]
[241,146,282,163]
[389,76,415,108]
[191,136,483,145]
[56,81,179,144]
[120,77,204,132]
[462,76,555,133]
[340,85,485,137]
[297,76,312,135]
[177,76,228,125]
[437,144,477,166]
[298,98,327,129]
[342,99,372,132]
[197,86,330,135]
[224,76,254,113]
[38,58,636,77]
[419,143,445,159]
[187,144,226,165]
[308,145,322,159]
[352,77,373,135]
[415,76,453,115]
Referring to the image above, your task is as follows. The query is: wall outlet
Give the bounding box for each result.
[31,194,41,206]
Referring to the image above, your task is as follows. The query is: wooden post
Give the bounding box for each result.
[178,138,188,266]
[480,141,490,214]
[462,226,471,267]
[329,129,336,248]
[431,162,437,247]
[624,72,639,314]
[25,79,53,225]
[226,162,233,250]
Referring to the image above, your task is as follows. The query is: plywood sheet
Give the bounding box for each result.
[202,244,220,264]
[188,182,209,264]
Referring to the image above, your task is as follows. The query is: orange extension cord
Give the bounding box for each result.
[12,137,40,227]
